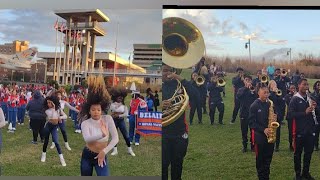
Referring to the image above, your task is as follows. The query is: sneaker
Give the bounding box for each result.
[7,130,14,133]
[31,141,38,144]
[41,152,46,162]
[18,123,21,125]
[230,121,235,124]
[130,142,133,145]
[50,142,55,149]
[21,123,24,125]
[12,128,16,131]
[65,142,72,151]
[59,154,66,166]
[128,147,136,157]
[219,122,225,125]
[111,147,118,156]
[135,142,140,146]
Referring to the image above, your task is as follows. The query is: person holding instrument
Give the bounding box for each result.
[230,67,245,124]
[311,81,320,151]
[189,72,203,125]
[249,83,277,180]
[162,63,198,180]
[289,79,317,180]
[237,75,257,152]
[207,75,224,125]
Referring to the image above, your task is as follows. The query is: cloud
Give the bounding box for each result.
[259,48,291,60]
[298,36,320,42]
[0,9,161,58]
[260,39,288,45]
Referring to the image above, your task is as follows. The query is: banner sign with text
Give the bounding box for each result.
[136,111,162,136]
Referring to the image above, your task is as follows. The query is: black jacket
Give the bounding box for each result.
[207,82,223,103]
[288,93,316,135]
[248,99,273,144]
[162,79,197,137]
[274,76,291,94]
[284,92,294,120]
[237,87,257,118]
[252,77,260,87]
[232,76,245,93]
[26,91,46,120]
[269,91,286,117]
[189,80,201,107]
[191,80,206,98]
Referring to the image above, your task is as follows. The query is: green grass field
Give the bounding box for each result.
[179,70,320,180]
[1,94,161,176]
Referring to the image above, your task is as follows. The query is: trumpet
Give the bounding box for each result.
[276,89,282,96]
[281,69,287,76]
[249,85,255,92]
[260,74,269,83]
[195,74,205,86]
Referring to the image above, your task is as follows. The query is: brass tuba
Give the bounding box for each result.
[162,17,205,127]
[260,74,269,84]
[267,99,280,143]
[217,78,226,87]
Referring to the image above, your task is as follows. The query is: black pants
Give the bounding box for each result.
[209,101,224,124]
[231,95,241,122]
[162,135,188,180]
[287,118,293,147]
[189,103,202,124]
[255,142,275,180]
[30,118,46,142]
[314,125,320,148]
[240,117,253,149]
[200,94,207,113]
[275,111,284,149]
[294,133,315,176]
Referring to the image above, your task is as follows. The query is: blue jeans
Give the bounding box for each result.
[57,119,68,142]
[81,147,109,176]
[72,112,81,130]
[8,107,17,128]
[17,104,26,123]
[1,102,8,121]
[113,118,130,147]
[43,122,62,154]
[129,114,140,143]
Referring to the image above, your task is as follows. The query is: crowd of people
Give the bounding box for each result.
[0,79,160,176]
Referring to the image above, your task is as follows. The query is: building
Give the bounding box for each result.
[132,44,162,69]
[0,40,29,55]
[37,51,147,87]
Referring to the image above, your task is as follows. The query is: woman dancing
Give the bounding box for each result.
[109,88,136,156]
[79,75,119,176]
[41,95,67,166]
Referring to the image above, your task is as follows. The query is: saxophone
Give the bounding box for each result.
[267,99,280,143]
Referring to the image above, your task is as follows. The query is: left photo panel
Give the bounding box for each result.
[0,9,162,176]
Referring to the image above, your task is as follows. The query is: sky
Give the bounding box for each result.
[0,9,162,62]
[163,9,320,62]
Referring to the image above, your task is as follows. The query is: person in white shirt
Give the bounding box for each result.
[109,88,135,156]
[78,75,119,176]
[49,90,79,151]
[41,95,67,166]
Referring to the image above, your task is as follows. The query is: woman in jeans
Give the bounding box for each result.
[41,95,67,166]
[79,75,119,176]
[109,88,135,156]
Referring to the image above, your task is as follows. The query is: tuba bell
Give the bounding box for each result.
[281,69,287,76]
[162,17,205,127]
[217,78,226,87]
[260,74,269,84]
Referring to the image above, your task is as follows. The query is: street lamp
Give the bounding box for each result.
[113,22,119,86]
[287,48,292,64]
[245,38,252,63]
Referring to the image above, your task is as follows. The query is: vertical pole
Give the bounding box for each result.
[249,39,251,63]
[113,22,119,86]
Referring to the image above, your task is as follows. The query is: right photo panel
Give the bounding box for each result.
[162,7,320,180]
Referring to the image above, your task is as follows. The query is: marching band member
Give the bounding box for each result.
[79,75,119,176]
[252,70,262,87]
[189,72,203,125]
[17,90,27,125]
[41,95,67,166]
[237,75,257,152]
[249,83,276,180]
[268,80,284,152]
[162,64,197,180]
[285,84,296,152]
[288,79,316,180]
[7,89,19,133]
[207,75,224,125]
[109,88,135,156]
[230,67,245,124]
[216,65,226,97]
[311,81,320,151]
[274,68,291,95]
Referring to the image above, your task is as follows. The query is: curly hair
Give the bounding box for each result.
[79,75,111,121]
[43,95,61,111]
[109,87,127,104]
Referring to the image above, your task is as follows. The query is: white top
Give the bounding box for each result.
[0,108,5,128]
[110,102,128,118]
[81,115,119,154]
[45,108,67,120]
[60,100,79,112]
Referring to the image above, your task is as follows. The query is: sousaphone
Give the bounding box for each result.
[162,17,206,127]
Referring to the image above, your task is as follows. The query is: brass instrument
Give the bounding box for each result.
[307,92,319,125]
[217,78,226,87]
[267,99,280,143]
[276,89,282,96]
[260,74,269,84]
[281,69,287,76]
[162,17,205,127]
[249,85,255,92]
[195,75,205,86]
